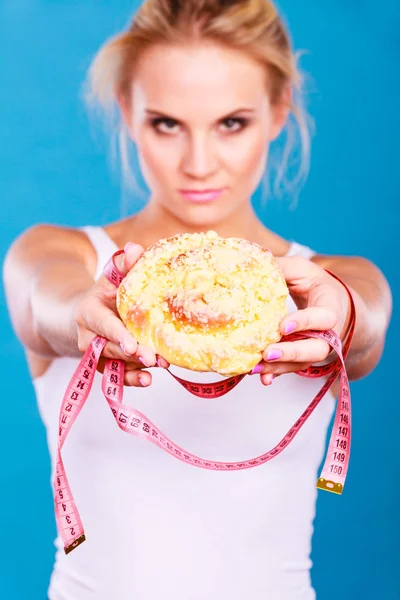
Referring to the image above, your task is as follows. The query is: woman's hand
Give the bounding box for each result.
[253,256,351,386]
[74,243,169,388]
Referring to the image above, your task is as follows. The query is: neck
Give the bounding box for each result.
[113,199,291,257]
[130,201,267,245]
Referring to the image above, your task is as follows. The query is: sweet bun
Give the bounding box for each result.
[116,230,288,376]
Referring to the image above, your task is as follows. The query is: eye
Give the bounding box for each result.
[219,117,248,133]
[150,117,180,135]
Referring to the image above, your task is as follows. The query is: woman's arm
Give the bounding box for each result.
[3,226,160,386]
[311,254,392,380]
[3,225,97,358]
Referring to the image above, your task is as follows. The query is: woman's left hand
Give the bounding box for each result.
[253,256,351,386]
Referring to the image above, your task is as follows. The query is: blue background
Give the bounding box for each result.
[0,1,398,598]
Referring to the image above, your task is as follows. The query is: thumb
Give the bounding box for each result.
[274,256,321,292]
[116,242,145,276]
[97,242,144,291]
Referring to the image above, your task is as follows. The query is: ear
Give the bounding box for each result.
[116,89,136,141]
[269,84,291,142]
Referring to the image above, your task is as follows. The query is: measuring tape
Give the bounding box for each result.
[55,250,356,555]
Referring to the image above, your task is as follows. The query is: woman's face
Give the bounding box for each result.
[123,41,288,227]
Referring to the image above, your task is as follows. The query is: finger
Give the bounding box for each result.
[117,341,157,368]
[125,369,153,388]
[280,306,338,336]
[78,326,136,361]
[95,358,153,387]
[97,350,166,374]
[262,338,331,364]
[96,242,145,291]
[121,242,145,273]
[80,302,158,365]
[260,374,275,387]
[112,242,145,277]
[83,305,139,356]
[156,355,170,369]
[111,340,157,367]
[260,373,285,386]
[307,280,347,336]
[135,344,157,368]
[252,361,311,377]
[97,355,123,374]
[274,256,321,292]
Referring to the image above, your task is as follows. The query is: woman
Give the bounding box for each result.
[3,0,392,599]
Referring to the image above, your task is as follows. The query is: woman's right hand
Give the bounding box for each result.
[74,242,169,388]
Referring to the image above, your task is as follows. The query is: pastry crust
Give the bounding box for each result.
[116,230,288,376]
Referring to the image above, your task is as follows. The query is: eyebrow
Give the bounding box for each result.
[145,108,256,121]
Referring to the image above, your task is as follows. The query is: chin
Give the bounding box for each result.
[178,210,227,230]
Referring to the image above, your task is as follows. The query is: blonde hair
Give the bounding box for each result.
[86,0,311,204]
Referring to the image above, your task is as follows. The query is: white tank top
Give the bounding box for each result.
[34,226,335,600]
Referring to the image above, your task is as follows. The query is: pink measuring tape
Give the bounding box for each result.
[55,250,356,554]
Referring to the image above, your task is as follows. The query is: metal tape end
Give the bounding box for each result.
[316,478,343,495]
[65,534,86,555]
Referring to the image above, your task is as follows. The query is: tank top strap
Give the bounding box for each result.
[80,225,119,281]
[286,241,317,260]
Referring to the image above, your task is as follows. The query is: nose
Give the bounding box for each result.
[181,133,218,180]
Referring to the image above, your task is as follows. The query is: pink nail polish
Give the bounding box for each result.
[139,357,151,368]
[139,376,149,387]
[251,363,263,375]
[120,343,132,357]
[285,321,297,335]
[267,350,283,361]
[124,242,134,253]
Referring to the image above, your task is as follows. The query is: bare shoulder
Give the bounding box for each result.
[4,223,98,277]
[6,222,95,259]
[4,224,98,380]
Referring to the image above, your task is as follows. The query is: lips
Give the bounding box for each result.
[179,189,225,203]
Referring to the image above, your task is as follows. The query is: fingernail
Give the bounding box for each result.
[139,357,151,368]
[120,343,132,357]
[124,242,135,253]
[156,357,167,369]
[139,376,149,387]
[267,350,283,361]
[262,374,275,387]
[251,363,263,375]
[124,242,142,254]
[285,321,297,335]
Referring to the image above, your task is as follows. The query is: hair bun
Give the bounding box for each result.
[117,230,288,376]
